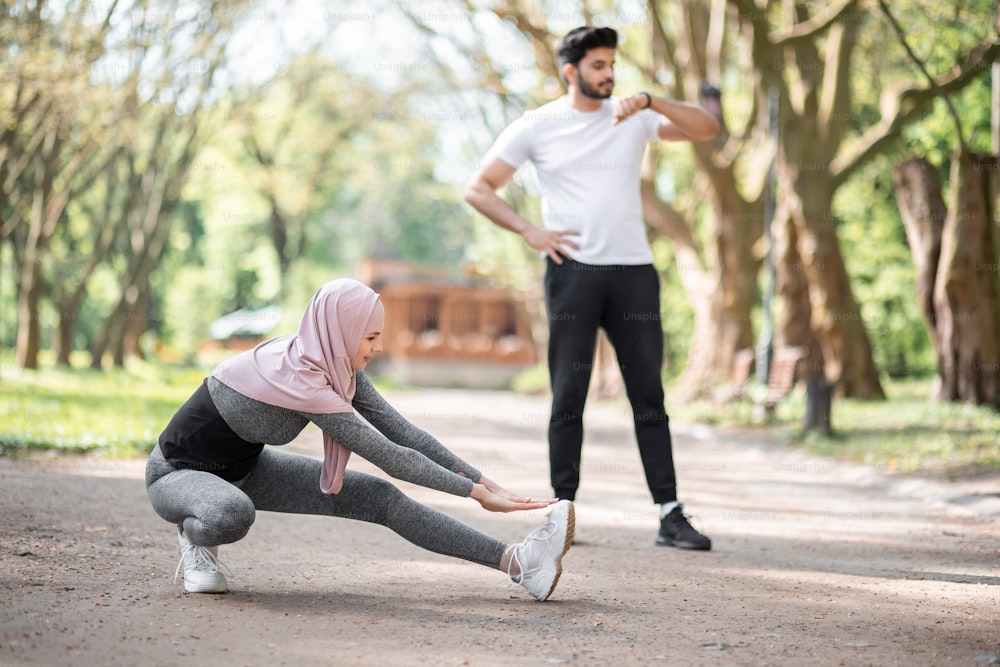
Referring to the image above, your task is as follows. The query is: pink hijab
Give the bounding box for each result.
[212,278,384,494]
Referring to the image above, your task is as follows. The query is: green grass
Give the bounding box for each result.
[2,358,998,478]
[0,358,206,458]
[671,378,1000,478]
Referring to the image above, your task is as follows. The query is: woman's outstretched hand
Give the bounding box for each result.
[470,482,557,513]
[477,475,535,503]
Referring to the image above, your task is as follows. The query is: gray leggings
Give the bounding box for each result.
[145,445,507,569]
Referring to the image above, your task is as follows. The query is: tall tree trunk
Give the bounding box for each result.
[639,161,761,398]
[52,202,119,366]
[16,262,43,369]
[891,157,945,365]
[89,298,123,369]
[673,203,760,394]
[53,298,78,366]
[91,199,173,368]
[935,151,1000,405]
[664,0,762,394]
[267,200,290,303]
[778,119,885,399]
[794,202,884,398]
[892,152,1000,406]
[122,283,151,362]
[16,127,60,370]
[773,202,824,373]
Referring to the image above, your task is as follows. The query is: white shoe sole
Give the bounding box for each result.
[183,576,228,594]
[539,501,575,601]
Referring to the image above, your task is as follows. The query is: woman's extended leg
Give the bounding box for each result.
[241,447,507,568]
[242,448,575,600]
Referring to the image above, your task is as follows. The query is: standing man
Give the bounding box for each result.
[465,26,719,550]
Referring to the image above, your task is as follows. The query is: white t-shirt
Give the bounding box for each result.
[486,96,662,265]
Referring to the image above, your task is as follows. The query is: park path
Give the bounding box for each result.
[1,387,997,666]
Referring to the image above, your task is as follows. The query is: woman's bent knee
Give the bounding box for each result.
[199,493,256,543]
[146,466,257,544]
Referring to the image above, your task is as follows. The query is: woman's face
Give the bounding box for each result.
[352,330,383,370]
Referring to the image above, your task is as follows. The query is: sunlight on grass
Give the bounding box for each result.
[670,377,1000,476]
[0,359,205,457]
[802,380,1000,476]
[2,360,998,477]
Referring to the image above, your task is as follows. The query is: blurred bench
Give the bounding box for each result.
[761,346,809,418]
[712,348,755,408]
[714,346,808,421]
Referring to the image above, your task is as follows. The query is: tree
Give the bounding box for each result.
[0,0,121,368]
[86,0,247,368]
[884,0,1000,407]
[736,0,997,399]
[893,154,1000,407]
[228,52,416,302]
[0,0,249,369]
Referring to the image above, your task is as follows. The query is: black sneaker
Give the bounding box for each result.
[656,504,712,550]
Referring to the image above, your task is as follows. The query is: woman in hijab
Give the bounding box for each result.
[145,278,574,602]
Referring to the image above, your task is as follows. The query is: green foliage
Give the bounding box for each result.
[669,377,1000,475]
[834,157,936,378]
[801,379,1000,474]
[0,245,14,347]
[651,236,694,378]
[157,266,228,365]
[5,358,994,478]
[147,54,479,357]
[0,359,204,457]
[831,0,995,383]
[4,0,997,400]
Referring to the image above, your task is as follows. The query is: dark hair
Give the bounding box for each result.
[556,26,618,69]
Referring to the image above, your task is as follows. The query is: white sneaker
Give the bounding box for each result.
[508,500,575,601]
[174,527,232,593]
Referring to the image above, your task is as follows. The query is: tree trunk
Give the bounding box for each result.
[53,297,78,366]
[640,156,760,398]
[267,200,290,303]
[779,148,885,398]
[642,180,759,401]
[52,209,119,366]
[936,152,1000,405]
[16,262,43,370]
[122,287,151,362]
[773,202,824,374]
[89,298,123,369]
[891,157,946,362]
[892,152,1000,407]
[796,211,884,398]
[666,1,761,395]
[16,128,60,370]
[686,165,762,391]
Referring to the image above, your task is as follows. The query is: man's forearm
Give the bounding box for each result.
[464,184,531,237]
[648,96,721,141]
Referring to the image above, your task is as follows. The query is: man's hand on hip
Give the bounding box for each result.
[522,226,580,265]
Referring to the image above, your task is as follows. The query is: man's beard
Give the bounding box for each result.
[577,73,613,100]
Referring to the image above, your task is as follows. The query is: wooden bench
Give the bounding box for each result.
[712,348,755,408]
[761,346,809,417]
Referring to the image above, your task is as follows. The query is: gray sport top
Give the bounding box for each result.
[206,372,480,497]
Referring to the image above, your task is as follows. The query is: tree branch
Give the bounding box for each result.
[878,0,967,151]
[830,36,1000,187]
[771,0,859,46]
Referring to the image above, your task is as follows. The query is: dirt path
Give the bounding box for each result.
[1,388,997,666]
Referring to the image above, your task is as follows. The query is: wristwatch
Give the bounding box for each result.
[639,91,652,109]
